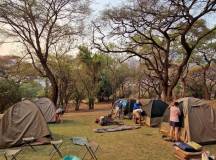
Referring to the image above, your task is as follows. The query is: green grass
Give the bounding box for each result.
[1,113,216,160]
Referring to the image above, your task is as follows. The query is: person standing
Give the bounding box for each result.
[169,101,181,142]
[114,100,122,118]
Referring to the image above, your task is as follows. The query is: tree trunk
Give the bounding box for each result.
[203,70,210,100]
[161,84,173,102]
[75,99,80,111]
[42,62,58,105]
[88,97,94,110]
[214,90,216,99]
[57,80,63,107]
[203,85,210,100]
[181,78,187,97]
[121,84,124,98]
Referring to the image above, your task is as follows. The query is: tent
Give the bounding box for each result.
[0,100,51,148]
[35,97,56,123]
[160,97,216,144]
[140,99,168,127]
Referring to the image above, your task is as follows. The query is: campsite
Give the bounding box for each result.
[0,0,216,159]
[0,103,215,160]
[0,102,216,160]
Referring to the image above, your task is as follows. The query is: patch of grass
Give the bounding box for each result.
[1,113,216,160]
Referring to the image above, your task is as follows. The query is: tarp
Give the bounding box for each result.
[93,125,141,133]
[0,100,51,148]
[160,97,216,144]
[35,97,56,123]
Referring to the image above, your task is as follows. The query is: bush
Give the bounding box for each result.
[0,78,21,113]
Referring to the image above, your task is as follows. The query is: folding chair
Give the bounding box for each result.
[71,137,99,160]
[3,149,22,160]
[82,141,99,160]
[49,139,63,160]
[22,137,36,151]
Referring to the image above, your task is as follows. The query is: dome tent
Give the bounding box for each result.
[160,97,216,144]
[0,100,51,148]
[35,97,56,123]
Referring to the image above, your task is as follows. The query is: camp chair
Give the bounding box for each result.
[82,141,99,160]
[3,149,22,160]
[22,137,36,151]
[49,139,63,160]
[71,137,99,160]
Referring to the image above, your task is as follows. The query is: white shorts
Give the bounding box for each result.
[115,106,120,112]
[133,109,143,113]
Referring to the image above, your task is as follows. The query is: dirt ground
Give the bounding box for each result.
[65,102,112,116]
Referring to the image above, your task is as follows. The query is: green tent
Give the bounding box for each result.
[140,99,168,127]
[0,100,51,148]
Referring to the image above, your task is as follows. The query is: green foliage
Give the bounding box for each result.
[97,73,112,101]
[0,78,21,113]
[78,46,105,109]
[19,81,45,98]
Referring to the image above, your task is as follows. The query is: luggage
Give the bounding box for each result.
[175,142,197,152]
[174,146,202,160]
[187,141,202,151]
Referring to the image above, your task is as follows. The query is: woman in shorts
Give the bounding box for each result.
[169,101,181,142]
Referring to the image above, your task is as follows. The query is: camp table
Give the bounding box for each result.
[0,148,22,160]
[22,137,36,151]
[22,137,63,159]
[49,139,64,160]
[70,137,99,160]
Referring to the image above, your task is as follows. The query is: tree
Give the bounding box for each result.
[0,0,90,104]
[0,78,21,113]
[97,73,112,102]
[103,55,132,100]
[136,61,161,98]
[93,0,216,101]
[48,54,86,110]
[9,59,40,83]
[70,63,86,111]
[19,81,44,98]
[192,31,216,99]
[48,54,72,107]
[78,46,103,110]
